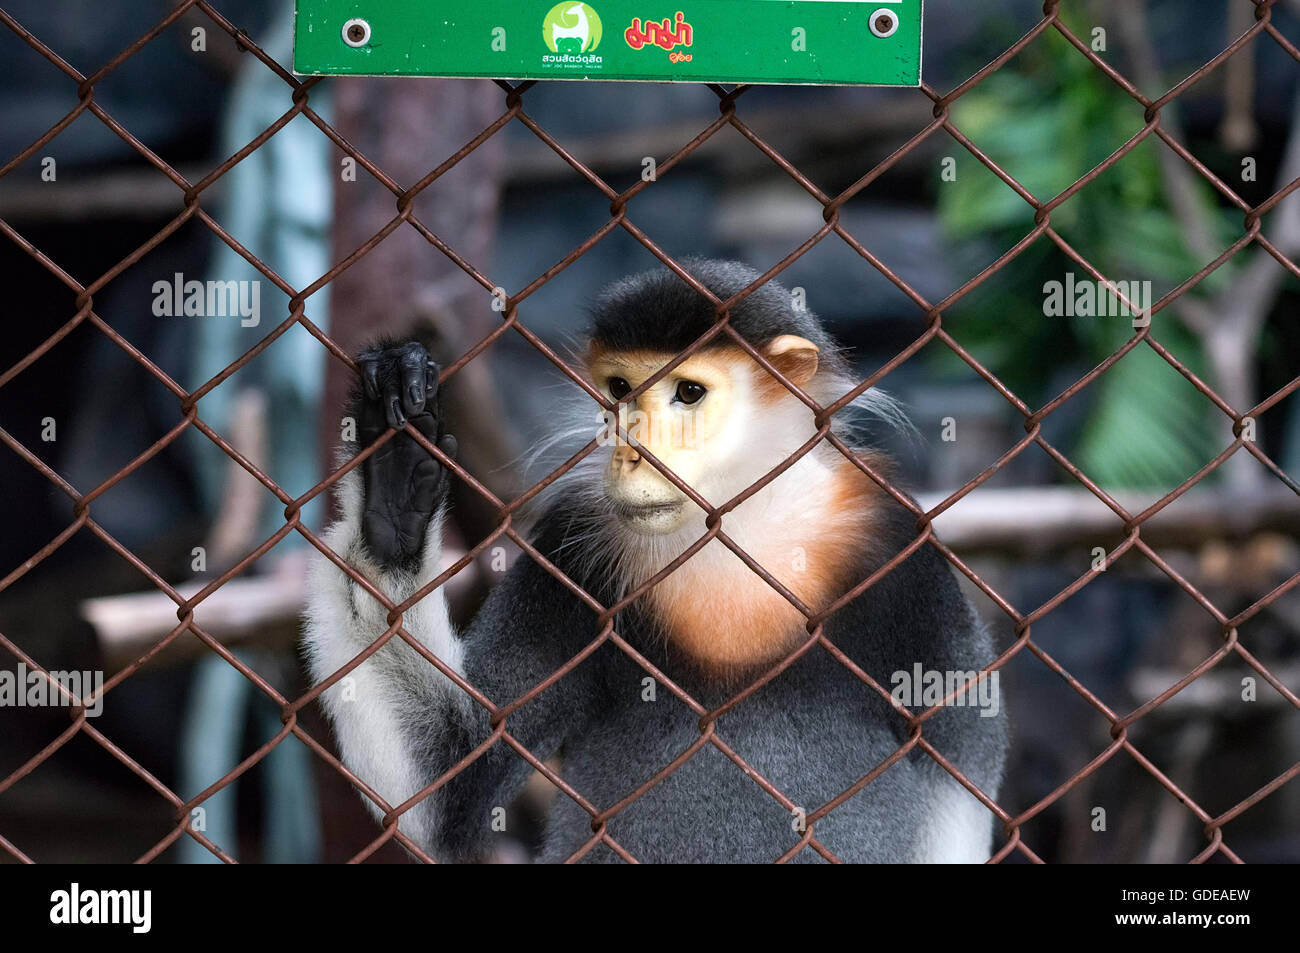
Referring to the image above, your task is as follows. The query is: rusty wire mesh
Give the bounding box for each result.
[0,0,1298,864]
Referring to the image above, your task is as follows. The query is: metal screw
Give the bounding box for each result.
[342,18,372,48]
[870,10,898,38]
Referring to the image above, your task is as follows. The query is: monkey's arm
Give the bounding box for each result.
[868,509,1007,782]
[302,341,598,861]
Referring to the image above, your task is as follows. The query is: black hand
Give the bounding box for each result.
[353,341,457,569]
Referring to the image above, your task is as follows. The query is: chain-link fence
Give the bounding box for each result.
[1,0,1298,863]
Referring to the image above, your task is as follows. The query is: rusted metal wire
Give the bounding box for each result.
[1,0,1298,864]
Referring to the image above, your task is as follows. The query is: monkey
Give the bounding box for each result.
[303,259,1008,863]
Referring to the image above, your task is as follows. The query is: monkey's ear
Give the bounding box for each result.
[762,335,820,386]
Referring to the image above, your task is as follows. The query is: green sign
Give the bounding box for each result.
[293,1,922,86]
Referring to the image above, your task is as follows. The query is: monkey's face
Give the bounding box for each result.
[587,336,820,535]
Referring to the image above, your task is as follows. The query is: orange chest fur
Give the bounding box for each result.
[644,470,875,674]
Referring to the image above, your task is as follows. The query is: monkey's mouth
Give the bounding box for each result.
[608,499,685,526]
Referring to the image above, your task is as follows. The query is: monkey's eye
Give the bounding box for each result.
[608,376,632,400]
[673,380,707,405]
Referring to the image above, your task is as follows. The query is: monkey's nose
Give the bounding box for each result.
[611,446,641,474]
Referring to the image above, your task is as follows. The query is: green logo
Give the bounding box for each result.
[542,3,603,54]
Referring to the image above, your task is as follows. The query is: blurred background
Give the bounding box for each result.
[0,0,1298,863]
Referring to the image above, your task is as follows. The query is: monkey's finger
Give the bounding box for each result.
[426,360,441,398]
[407,415,453,467]
[384,380,407,430]
[409,411,439,443]
[400,343,428,416]
[362,359,381,401]
[430,433,458,503]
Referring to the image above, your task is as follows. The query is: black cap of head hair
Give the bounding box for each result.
[586,258,845,375]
